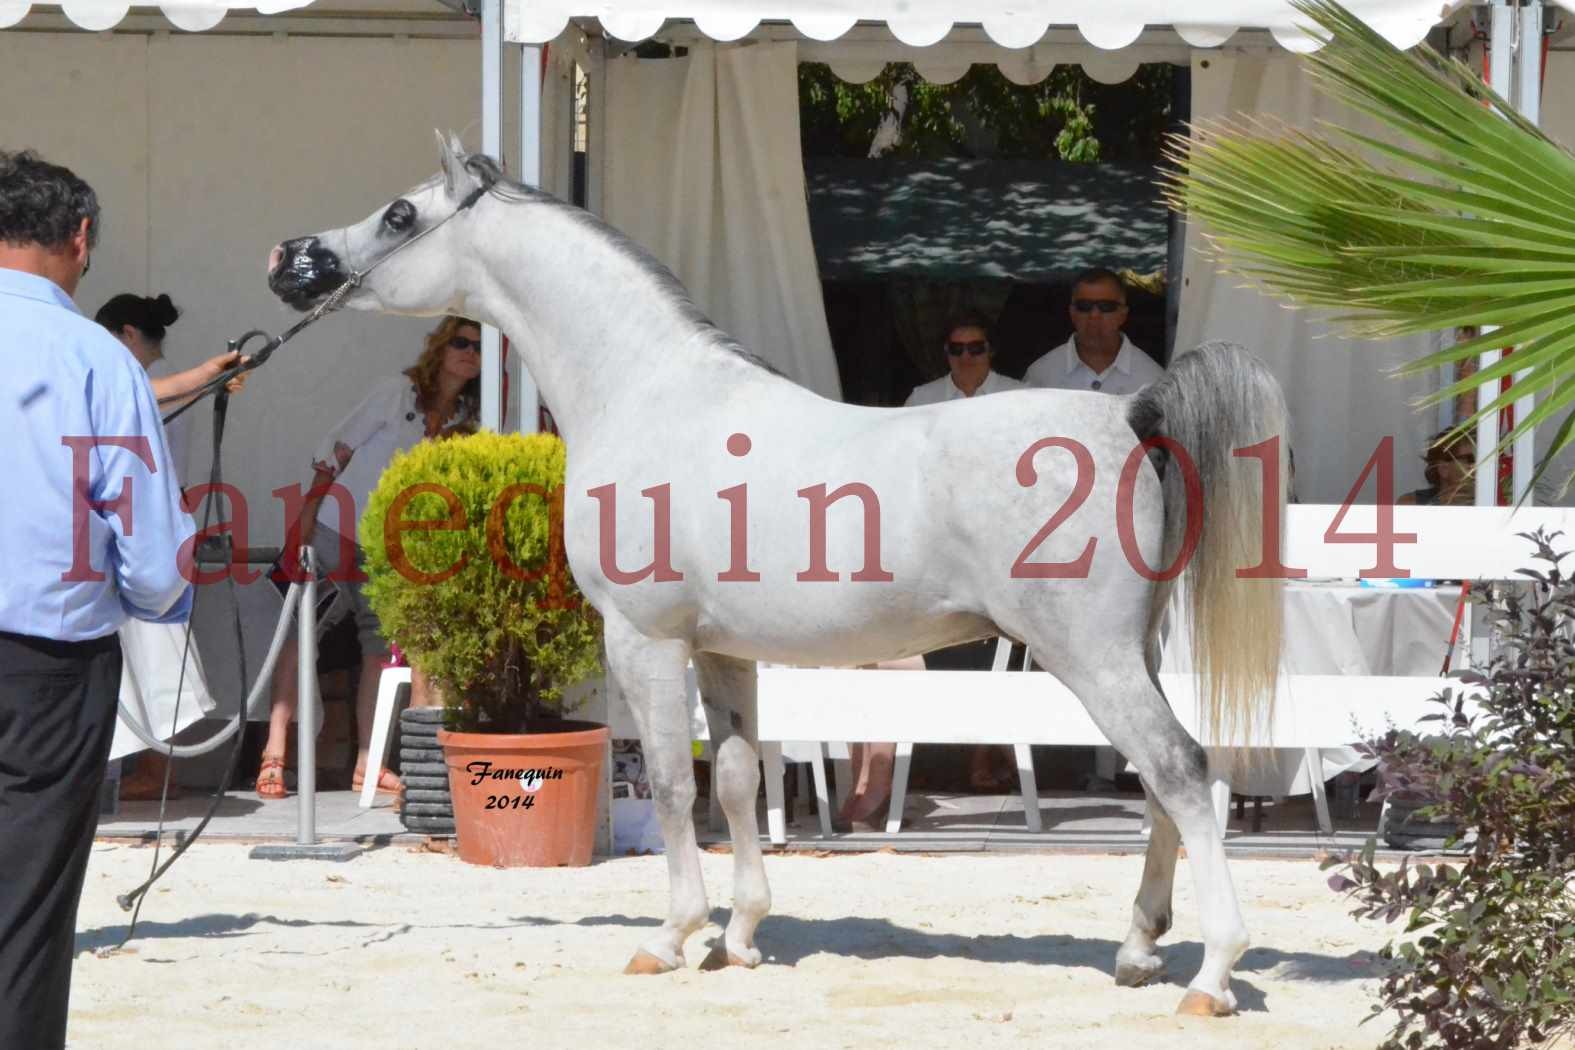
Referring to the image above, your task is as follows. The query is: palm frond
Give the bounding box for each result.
[1162,0,1575,481]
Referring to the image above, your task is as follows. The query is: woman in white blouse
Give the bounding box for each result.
[254,316,482,799]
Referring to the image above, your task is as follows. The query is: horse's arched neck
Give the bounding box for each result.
[461,198,715,445]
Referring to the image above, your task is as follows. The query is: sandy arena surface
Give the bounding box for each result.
[69,842,1405,1049]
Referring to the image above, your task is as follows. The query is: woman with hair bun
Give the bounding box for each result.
[94,292,248,802]
[95,292,249,413]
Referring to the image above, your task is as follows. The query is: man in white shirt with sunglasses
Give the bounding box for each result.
[1025,267,1165,395]
[1023,266,1163,793]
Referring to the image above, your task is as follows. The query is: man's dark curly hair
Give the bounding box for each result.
[0,150,100,250]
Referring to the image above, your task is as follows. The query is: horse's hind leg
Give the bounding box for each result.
[1117,641,1184,986]
[1115,783,1179,987]
[693,652,770,970]
[604,615,708,974]
[1039,657,1248,1015]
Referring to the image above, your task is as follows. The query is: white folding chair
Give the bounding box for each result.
[358,661,412,809]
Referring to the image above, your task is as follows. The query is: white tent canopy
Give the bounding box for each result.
[0,0,312,31]
[504,0,1456,52]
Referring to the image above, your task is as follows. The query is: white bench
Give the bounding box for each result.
[608,504,1567,845]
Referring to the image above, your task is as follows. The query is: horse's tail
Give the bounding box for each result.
[1126,341,1288,746]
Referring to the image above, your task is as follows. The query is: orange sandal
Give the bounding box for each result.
[352,766,403,796]
[255,756,287,799]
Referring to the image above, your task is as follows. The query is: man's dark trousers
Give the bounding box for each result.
[0,629,122,1050]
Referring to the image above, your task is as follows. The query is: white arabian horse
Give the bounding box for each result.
[267,136,1288,1017]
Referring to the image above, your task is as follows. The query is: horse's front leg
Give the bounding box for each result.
[605,615,708,974]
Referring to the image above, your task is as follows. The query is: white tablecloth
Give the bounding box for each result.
[1160,582,1462,796]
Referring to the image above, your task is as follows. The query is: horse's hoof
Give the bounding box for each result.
[1176,990,1234,1017]
[699,944,759,971]
[1114,957,1164,987]
[624,949,678,975]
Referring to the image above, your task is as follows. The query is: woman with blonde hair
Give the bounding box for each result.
[254,316,482,799]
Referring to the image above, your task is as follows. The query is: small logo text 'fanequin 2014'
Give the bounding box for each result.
[465,761,564,788]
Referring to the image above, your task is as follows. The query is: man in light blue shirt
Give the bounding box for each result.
[0,149,194,1050]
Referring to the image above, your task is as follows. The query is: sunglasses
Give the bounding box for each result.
[448,336,483,351]
[1071,299,1124,314]
[945,340,991,357]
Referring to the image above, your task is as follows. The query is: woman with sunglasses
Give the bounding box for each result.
[1398,429,1476,507]
[903,312,1023,406]
[827,314,1025,826]
[254,316,482,799]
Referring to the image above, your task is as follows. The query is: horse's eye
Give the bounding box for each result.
[383,199,417,233]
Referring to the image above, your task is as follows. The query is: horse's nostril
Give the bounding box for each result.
[267,245,284,276]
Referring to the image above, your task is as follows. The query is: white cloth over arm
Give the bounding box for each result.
[309,375,426,537]
[602,40,842,401]
[111,618,218,760]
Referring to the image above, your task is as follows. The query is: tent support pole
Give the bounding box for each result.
[480,0,504,431]
[1511,1,1541,504]
[515,41,543,432]
[1475,1,1515,507]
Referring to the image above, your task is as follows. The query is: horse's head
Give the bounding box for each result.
[267,132,487,316]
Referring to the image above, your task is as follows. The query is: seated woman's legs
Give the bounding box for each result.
[836,655,926,826]
[409,667,439,707]
[255,636,298,798]
[968,743,1018,793]
[839,741,896,824]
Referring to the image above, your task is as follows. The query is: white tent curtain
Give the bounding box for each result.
[1176,51,1436,506]
[602,39,843,399]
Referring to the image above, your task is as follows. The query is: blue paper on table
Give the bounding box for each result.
[1357,578,1436,589]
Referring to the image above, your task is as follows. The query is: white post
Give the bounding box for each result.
[519,44,542,182]
[480,0,504,432]
[515,41,543,431]
[1477,1,1514,507]
[588,36,607,218]
[1511,1,1542,504]
[295,546,318,845]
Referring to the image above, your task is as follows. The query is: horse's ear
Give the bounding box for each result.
[435,128,462,198]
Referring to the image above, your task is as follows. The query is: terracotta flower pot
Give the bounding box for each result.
[439,721,609,867]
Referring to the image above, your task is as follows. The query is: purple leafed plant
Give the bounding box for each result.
[1324,529,1575,1050]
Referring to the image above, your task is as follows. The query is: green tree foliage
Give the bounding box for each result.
[1326,531,1575,1050]
[799,60,1175,162]
[360,432,603,733]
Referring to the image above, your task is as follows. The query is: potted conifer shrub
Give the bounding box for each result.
[361,432,606,867]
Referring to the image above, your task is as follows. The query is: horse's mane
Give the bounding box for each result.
[463,153,787,380]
